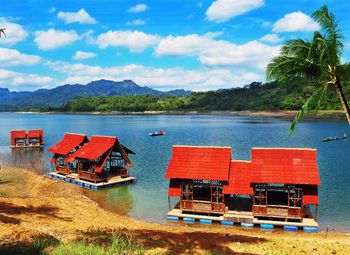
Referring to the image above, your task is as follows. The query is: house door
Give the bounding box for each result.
[211,186,225,212]
[253,189,268,215]
[181,184,193,210]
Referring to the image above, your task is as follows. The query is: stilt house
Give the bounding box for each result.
[10,129,44,148]
[48,133,89,175]
[165,146,320,224]
[27,130,44,147]
[65,135,135,183]
[10,130,27,147]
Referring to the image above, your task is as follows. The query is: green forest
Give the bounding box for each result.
[60,77,350,113]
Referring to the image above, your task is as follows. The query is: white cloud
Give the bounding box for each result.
[126,19,146,26]
[0,18,28,45]
[206,0,264,23]
[259,33,283,44]
[46,61,262,91]
[155,33,280,70]
[73,51,96,60]
[199,40,280,70]
[0,48,41,66]
[272,11,320,32]
[0,68,53,90]
[57,9,96,24]
[34,29,80,50]
[155,34,213,57]
[127,4,148,13]
[95,30,159,52]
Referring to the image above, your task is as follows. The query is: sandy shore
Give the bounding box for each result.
[15,110,347,120]
[0,167,350,254]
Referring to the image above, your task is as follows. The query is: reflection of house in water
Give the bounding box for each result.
[165,146,320,229]
[10,147,47,172]
[82,185,134,215]
[10,130,44,148]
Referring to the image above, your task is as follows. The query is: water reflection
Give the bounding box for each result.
[82,185,134,215]
[1,148,51,174]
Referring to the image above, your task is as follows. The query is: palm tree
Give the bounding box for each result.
[266,5,350,134]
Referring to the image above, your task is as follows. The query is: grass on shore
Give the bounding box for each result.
[53,235,145,255]
[0,233,145,255]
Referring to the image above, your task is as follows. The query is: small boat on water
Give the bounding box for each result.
[149,130,165,136]
[322,133,347,142]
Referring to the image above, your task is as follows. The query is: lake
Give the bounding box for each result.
[0,113,349,231]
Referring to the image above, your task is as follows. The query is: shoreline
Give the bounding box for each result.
[13,110,348,120]
[1,167,350,254]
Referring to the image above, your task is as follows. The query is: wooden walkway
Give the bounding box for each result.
[167,208,318,231]
[48,172,136,190]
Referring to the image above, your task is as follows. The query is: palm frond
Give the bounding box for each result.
[312,5,343,66]
[289,83,328,135]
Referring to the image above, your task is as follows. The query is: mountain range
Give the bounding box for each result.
[0,79,191,109]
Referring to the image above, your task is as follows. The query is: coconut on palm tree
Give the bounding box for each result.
[266,5,350,134]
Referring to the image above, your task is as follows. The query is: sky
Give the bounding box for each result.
[0,0,350,92]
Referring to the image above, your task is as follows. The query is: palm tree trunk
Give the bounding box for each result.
[334,80,350,125]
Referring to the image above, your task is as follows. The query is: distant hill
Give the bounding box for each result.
[0,79,191,109]
[62,80,350,113]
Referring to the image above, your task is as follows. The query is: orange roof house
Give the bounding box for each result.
[27,129,44,146]
[165,145,320,223]
[10,129,44,148]
[66,135,135,183]
[48,133,89,175]
[10,130,27,147]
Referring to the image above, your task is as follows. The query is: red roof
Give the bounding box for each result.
[251,148,320,185]
[164,146,232,181]
[28,129,44,144]
[67,136,117,161]
[223,161,253,195]
[10,130,26,145]
[48,133,88,155]
[168,179,181,197]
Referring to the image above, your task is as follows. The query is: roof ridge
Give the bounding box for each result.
[252,147,316,151]
[91,135,117,139]
[173,145,231,149]
[65,132,87,136]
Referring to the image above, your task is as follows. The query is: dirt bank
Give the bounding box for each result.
[0,167,349,254]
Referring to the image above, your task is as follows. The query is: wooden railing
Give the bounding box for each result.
[253,205,303,219]
[55,165,70,175]
[78,171,106,183]
[181,200,226,213]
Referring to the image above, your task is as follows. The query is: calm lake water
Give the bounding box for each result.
[0,113,349,231]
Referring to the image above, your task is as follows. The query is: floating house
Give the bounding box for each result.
[10,129,44,148]
[27,130,44,147]
[48,133,89,175]
[65,135,135,183]
[10,130,27,147]
[165,146,320,228]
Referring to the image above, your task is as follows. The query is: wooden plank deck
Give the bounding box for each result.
[10,145,44,149]
[48,172,136,190]
[167,208,318,229]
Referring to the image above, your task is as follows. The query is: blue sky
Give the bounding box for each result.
[0,0,349,91]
